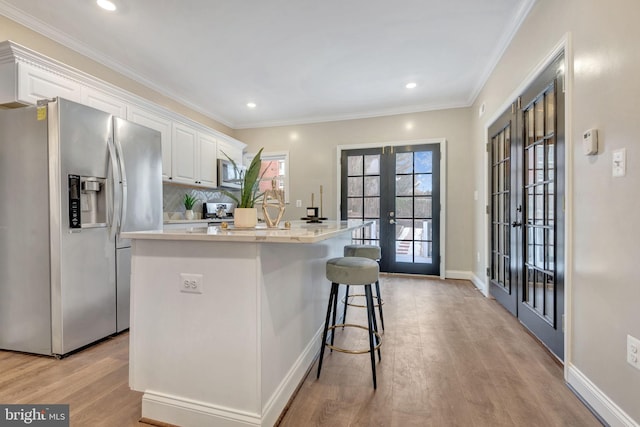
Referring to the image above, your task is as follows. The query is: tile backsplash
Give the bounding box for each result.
[163,183,237,219]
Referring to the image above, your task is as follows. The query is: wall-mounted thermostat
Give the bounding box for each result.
[583,129,598,155]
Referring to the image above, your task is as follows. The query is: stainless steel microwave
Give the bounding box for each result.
[217,158,245,188]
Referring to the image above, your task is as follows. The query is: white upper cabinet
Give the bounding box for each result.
[217,138,244,164]
[128,106,173,180]
[82,87,127,118]
[198,133,217,187]
[15,62,82,105]
[171,124,219,188]
[172,123,198,185]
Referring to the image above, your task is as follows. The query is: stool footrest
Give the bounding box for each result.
[325,324,382,354]
[342,294,384,309]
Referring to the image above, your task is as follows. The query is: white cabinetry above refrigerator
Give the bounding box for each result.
[0,40,246,189]
[0,61,82,105]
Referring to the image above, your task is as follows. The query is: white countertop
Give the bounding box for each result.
[123,220,371,244]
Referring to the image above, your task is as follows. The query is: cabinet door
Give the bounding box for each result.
[198,133,217,187]
[82,87,127,118]
[217,138,243,164]
[17,62,82,104]
[128,106,173,180]
[172,123,198,185]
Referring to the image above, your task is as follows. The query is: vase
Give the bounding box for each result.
[184,209,194,220]
[234,207,257,228]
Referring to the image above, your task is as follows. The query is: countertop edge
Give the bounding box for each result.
[122,221,370,244]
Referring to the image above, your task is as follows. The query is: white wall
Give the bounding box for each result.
[471,0,640,423]
[236,108,475,273]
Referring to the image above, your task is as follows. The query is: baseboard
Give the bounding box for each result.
[471,272,489,296]
[445,270,473,281]
[567,364,639,427]
[261,326,322,427]
[444,270,489,297]
[142,390,261,427]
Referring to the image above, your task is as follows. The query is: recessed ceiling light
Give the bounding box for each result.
[405,82,417,89]
[97,0,116,11]
[247,102,257,109]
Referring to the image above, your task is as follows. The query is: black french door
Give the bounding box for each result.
[489,54,565,359]
[341,144,441,276]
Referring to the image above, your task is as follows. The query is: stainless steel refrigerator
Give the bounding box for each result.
[0,97,162,356]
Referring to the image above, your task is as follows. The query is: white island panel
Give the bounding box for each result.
[126,221,364,427]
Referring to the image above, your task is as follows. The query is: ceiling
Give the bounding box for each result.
[0,0,535,129]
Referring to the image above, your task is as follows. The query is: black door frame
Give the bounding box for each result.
[338,139,447,278]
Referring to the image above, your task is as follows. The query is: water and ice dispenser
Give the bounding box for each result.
[68,174,107,228]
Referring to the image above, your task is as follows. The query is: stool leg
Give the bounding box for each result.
[364,284,377,389]
[330,282,339,351]
[341,285,350,329]
[375,280,385,332]
[369,292,382,362]
[317,282,337,379]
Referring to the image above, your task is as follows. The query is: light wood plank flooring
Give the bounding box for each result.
[0,276,600,426]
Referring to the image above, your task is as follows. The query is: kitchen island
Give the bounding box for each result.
[122,220,370,427]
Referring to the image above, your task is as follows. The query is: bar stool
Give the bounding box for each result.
[317,256,382,389]
[343,245,385,331]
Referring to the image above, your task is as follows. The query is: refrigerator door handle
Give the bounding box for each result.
[107,136,122,240]
[114,136,128,234]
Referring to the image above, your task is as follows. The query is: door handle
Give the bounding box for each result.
[511,220,522,228]
[390,219,396,224]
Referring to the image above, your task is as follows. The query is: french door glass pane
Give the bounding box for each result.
[364,197,379,217]
[396,175,413,196]
[347,198,362,218]
[414,151,433,173]
[396,197,412,217]
[414,197,432,218]
[364,176,379,196]
[522,84,556,323]
[396,152,413,174]
[348,156,363,175]
[364,155,380,174]
[348,177,363,196]
[415,174,432,195]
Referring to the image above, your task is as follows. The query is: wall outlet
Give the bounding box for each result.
[627,334,640,370]
[180,273,203,294]
[295,199,302,207]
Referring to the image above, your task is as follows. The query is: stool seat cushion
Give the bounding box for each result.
[344,244,381,261]
[326,256,379,285]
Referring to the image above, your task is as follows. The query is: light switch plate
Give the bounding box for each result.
[583,129,598,155]
[612,148,626,177]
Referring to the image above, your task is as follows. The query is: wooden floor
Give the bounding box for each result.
[0,276,600,426]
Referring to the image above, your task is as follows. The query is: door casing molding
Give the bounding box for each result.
[337,138,447,279]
